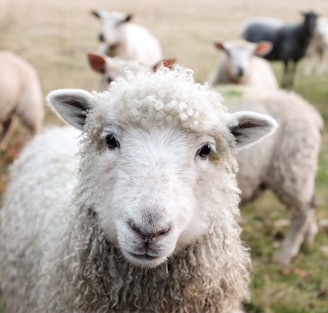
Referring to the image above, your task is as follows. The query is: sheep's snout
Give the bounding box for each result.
[128,220,171,245]
[118,216,176,268]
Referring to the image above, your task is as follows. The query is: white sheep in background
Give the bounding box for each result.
[0,68,278,313]
[217,85,323,264]
[304,17,328,75]
[87,52,176,91]
[91,10,162,66]
[207,40,278,89]
[0,51,44,149]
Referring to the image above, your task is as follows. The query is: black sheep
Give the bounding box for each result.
[241,11,318,88]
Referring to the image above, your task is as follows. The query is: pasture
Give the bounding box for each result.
[0,0,327,312]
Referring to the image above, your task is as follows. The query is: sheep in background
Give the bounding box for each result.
[87,52,176,91]
[91,10,162,66]
[217,85,323,264]
[207,40,278,89]
[0,51,44,149]
[241,11,318,88]
[0,67,278,313]
[304,17,328,75]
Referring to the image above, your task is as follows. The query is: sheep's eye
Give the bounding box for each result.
[197,143,212,159]
[105,133,120,150]
[106,76,113,84]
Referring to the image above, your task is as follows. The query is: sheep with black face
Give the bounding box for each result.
[241,11,318,87]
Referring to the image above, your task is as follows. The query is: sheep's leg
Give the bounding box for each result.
[288,61,297,88]
[274,208,312,265]
[315,50,323,74]
[304,54,314,76]
[282,60,297,88]
[303,204,318,246]
[321,46,328,73]
[281,61,288,88]
[317,48,328,74]
[0,116,13,150]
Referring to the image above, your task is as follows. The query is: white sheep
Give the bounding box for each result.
[87,52,176,91]
[207,40,278,89]
[0,68,278,313]
[91,10,162,66]
[0,51,44,148]
[217,85,323,264]
[304,17,328,75]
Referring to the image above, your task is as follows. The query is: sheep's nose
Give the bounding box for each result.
[98,33,105,42]
[106,76,114,84]
[237,67,244,77]
[128,221,171,244]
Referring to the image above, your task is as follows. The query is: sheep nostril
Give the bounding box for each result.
[156,227,170,237]
[98,33,105,42]
[129,221,142,235]
[128,220,171,241]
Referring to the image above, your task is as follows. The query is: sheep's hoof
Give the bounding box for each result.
[273,249,294,265]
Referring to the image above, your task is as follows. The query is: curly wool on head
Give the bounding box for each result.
[93,67,226,130]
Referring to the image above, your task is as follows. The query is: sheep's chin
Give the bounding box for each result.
[121,250,168,268]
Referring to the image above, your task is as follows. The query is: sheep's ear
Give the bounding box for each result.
[117,14,133,25]
[213,41,227,52]
[228,111,278,149]
[254,41,273,56]
[124,14,133,22]
[152,58,177,72]
[87,53,106,74]
[47,89,95,130]
[91,10,101,19]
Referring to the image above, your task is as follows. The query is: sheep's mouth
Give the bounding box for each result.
[129,252,159,261]
[126,251,167,268]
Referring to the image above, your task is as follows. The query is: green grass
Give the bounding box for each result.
[0,0,328,312]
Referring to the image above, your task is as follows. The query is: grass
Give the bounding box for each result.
[0,0,328,312]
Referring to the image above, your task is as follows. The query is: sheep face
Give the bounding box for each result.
[87,53,149,88]
[87,53,177,91]
[91,10,132,48]
[93,125,215,268]
[214,41,272,83]
[302,11,318,36]
[47,69,277,268]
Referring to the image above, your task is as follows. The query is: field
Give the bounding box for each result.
[0,0,328,312]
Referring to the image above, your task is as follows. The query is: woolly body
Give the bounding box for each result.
[218,86,323,264]
[0,51,44,146]
[92,11,162,66]
[0,68,277,313]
